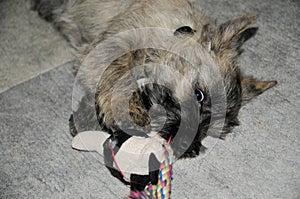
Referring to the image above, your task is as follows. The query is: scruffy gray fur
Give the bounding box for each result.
[32,0,278,193]
[32,0,277,158]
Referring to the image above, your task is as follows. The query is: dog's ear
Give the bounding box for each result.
[241,76,277,103]
[218,14,257,45]
[211,14,257,53]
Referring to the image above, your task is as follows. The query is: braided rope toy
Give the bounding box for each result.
[127,144,172,199]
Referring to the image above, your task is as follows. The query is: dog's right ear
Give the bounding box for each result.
[211,14,257,54]
[218,14,257,44]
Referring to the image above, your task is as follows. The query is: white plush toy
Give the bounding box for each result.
[72,130,174,199]
[72,131,172,178]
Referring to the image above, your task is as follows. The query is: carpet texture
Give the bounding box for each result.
[0,0,74,92]
[1,0,299,198]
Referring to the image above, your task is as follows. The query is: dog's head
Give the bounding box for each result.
[92,2,276,158]
[130,16,276,158]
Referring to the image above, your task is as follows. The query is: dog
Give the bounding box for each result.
[32,0,277,193]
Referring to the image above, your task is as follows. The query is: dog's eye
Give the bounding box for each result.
[194,88,205,102]
[174,26,194,36]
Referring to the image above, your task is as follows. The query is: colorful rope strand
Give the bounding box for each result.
[145,144,172,199]
[128,144,172,199]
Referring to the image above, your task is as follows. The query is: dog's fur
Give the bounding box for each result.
[33,0,277,181]
[32,0,277,157]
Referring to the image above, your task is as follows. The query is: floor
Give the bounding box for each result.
[0,0,74,92]
[1,0,299,198]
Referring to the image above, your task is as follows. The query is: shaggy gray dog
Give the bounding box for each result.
[32,0,277,192]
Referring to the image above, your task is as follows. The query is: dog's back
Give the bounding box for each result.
[32,0,134,48]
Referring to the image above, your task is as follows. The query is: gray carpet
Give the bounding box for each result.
[1,0,299,198]
[0,0,74,92]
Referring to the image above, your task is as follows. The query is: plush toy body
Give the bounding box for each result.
[72,131,173,199]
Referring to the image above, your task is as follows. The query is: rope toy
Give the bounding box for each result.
[127,143,172,199]
[72,131,174,199]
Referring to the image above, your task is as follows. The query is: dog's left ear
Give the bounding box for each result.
[219,14,256,42]
[241,76,277,103]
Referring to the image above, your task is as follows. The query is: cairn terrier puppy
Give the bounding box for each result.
[32,0,277,192]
